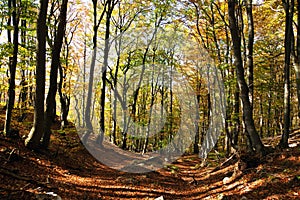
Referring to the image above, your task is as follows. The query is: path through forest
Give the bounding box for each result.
[0,110,300,199]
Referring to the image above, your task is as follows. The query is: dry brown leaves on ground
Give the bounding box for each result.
[0,110,299,199]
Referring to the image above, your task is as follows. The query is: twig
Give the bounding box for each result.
[211,151,238,173]
[6,148,19,162]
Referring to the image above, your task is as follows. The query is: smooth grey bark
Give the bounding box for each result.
[81,0,107,144]
[96,0,116,146]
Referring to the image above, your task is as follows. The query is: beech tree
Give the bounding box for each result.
[0,0,297,156]
[4,0,19,137]
[280,0,294,148]
[292,0,300,119]
[25,0,49,149]
[96,0,118,146]
[43,0,68,148]
[246,0,254,109]
[228,0,265,155]
[81,0,107,144]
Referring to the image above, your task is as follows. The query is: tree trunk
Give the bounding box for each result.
[4,0,19,137]
[82,0,106,144]
[58,62,70,128]
[59,17,78,129]
[246,0,254,109]
[233,82,240,147]
[18,19,27,122]
[131,16,161,122]
[25,0,49,149]
[295,0,300,119]
[6,0,12,44]
[42,0,68,148]
[96,0,115,145]
[295,68,300,119]
[228,0,265,154]
[280,0,294,148]
[194,93,201,154]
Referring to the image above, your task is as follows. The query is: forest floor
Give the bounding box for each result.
[0,109,300,199]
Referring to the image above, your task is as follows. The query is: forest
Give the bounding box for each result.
[0,0,300,199]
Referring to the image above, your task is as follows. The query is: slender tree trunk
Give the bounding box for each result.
[7,0,12,44]
[112,42,121,145]
[58,62,70,128]
[59,19,78,128]
[293,0,300,119]
[280,0,294,148]
[259,96,264,137]
[267,90,272,137]
[142,59,159,153]
[131,16,162,121]
[294,69,300,118]
[96,0,115,145]
[194,93,201,154]
[25,0,49,149]
[42,0,68,148]
[246,0,254,109]
[228,0,265,154]
[18,19,27,122]
[82,0,106,144]
[233,82,240,147]
[4,0,19,137]
[81,29,88,128]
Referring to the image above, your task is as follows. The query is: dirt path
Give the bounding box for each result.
[0,112,299,199]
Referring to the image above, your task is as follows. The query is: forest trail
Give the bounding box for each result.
[0,110,299,200]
